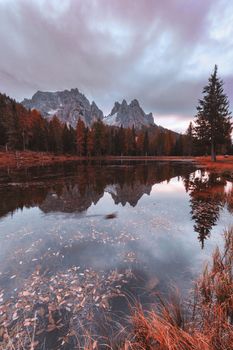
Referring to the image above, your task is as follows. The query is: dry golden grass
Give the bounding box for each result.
[126,228,233,350]
[0,151,195,169]
[197,155,233,173]
[0,150,80,168]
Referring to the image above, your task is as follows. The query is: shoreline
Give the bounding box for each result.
[195,155,233,173]
[1,151,233,172]
[0,151,195,169]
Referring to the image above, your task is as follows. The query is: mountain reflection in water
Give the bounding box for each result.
[0,161,192,216]
[1,161,233,349]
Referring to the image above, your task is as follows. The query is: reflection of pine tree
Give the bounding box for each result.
[182,173,191,193]
[191,197,222,249]
[186,173,226,248]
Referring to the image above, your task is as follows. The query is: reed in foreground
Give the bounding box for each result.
[127,227,233,350]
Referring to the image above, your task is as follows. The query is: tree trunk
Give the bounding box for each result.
[211,139,216,162]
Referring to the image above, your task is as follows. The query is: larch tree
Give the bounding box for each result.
[143,130,149,155]
[87,128,94,156]
[76,118,86,156]
[92,119,105,156]
[136,131,144,155]
[48,116,63,154]
[63,124,76,154]
[194,65,232,161]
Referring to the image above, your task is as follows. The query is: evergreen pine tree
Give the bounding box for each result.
[194,65,232,161]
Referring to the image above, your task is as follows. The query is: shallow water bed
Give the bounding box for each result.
[0,161,233,348]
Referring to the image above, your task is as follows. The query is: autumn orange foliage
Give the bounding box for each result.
[197,155,233,173]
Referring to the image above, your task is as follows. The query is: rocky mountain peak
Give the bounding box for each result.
[110,102,121,115]
[130,99,140,107]
[104,99,154,128]
[90,101,104,121]
[91,101,97,108]
[22,88,155,129]
[22,88,103,127]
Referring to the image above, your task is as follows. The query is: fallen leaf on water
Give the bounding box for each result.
[92,340,98,349]
[22,291,30,297]
[30,340,39,349]
[36,329,45,336]
[12,311,18,320]
[47,324,57,332]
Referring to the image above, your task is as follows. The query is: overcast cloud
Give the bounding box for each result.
[0,0,233,131]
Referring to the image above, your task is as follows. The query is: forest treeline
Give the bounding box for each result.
[0,91,232,157]
[0,92,187,156]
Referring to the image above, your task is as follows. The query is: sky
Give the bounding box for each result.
[0,0,233,132]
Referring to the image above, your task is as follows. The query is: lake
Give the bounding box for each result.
[1,160,233,348]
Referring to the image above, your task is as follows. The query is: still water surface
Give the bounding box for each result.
[0,160,233,347]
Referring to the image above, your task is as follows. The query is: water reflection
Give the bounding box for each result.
[0,162,233,248]
[0,161,193,217]
[1,161,233,348]
[184,171,228,248]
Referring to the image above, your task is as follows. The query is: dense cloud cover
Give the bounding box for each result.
[0,0,232,131]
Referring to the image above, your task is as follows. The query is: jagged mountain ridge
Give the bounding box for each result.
[22,89,155,129]
[22,88,103,128]
[103,99,154,128]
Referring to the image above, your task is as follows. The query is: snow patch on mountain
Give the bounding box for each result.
[22,88,103,127]
[22,89,155,129]
[48,109,59,116]
[104,99,154,129]
[103,113,119,126]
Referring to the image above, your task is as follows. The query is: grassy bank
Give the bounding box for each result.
[196,155,233,173]
[0,151,195,169]
[123,228,233,350]
[1,150,233,172]
[0,151,85,168]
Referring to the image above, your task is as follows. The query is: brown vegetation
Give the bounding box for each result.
[3,151,233,173]
[126,228,233,350]
[0,151,195,169]
[196,155,233,173]
[0,150,84,168]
